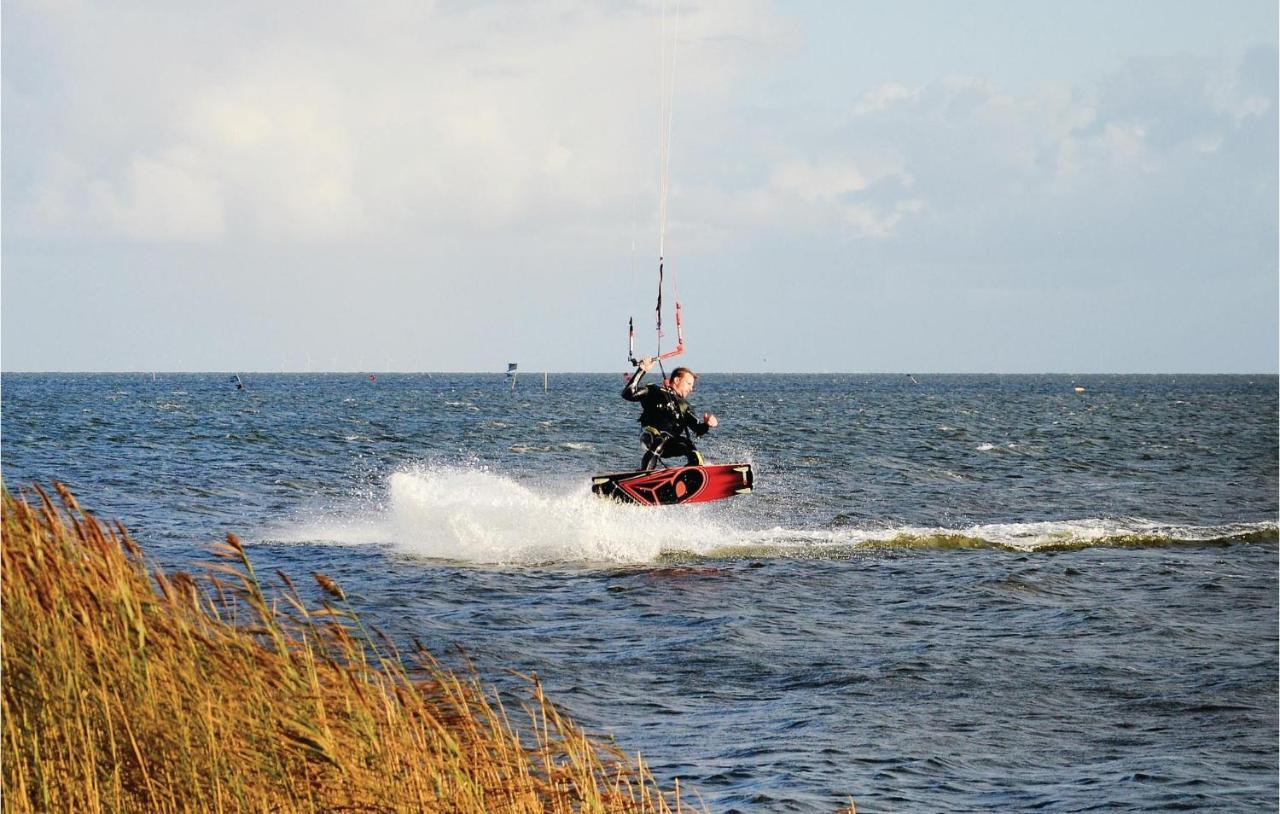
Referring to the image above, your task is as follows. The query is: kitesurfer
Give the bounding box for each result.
[622,357,718,470]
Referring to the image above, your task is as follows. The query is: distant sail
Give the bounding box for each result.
[506,363,518,376]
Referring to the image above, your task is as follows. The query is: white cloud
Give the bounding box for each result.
[182,76,366,240]
[88,149,227,241]
[9,0,793,244]
[1097,122,1155,170]
[738,155,920,237]
[853,82,920,115]
[3,2,1274,372]
[771,158,869,201]
[843,198,926,238]
[16,2,1264,258]
[669,45,1273,272]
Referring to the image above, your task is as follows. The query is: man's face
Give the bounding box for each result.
[670,373,696,398]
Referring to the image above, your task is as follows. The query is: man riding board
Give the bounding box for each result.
[622,357,718,471]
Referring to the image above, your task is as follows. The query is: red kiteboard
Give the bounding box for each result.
[591,463,753,506]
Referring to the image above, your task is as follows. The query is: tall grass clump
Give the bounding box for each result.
[1,483,701,813]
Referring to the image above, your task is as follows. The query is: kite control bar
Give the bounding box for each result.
[627,302,684,367]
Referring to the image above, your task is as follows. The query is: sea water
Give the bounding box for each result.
[3,373,1276,812]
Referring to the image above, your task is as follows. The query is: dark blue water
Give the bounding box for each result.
[3,373,1277,811]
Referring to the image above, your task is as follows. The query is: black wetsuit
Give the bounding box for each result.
[621,368,711,470]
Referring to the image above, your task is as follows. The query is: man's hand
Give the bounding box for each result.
[703,413,719,429]
[637,356,656,373]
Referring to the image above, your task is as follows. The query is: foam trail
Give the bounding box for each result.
[384,466,733,564]
[268,466,1276,563]
[959,518,1277,550]
[707,518,1277,555]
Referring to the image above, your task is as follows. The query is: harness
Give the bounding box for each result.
[639,385,691,439]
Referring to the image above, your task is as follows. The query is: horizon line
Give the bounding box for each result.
[2,369,1276,377]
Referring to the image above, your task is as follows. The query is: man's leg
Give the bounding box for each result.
[640,431,667,471]
[660,436,704,467]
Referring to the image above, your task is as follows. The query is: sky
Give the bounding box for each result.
[3,0,1277,373]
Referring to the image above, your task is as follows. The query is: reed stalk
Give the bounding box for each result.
[1,483,699,813]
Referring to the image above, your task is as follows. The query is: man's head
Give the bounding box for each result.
[668,367,697,398]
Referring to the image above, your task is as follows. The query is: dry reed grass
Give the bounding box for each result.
[1,483,703,813]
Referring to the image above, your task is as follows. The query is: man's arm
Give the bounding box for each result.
[622,357,655,401]
[686,407,718,436]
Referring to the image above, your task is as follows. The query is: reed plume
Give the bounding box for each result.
[1,483,701,813]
